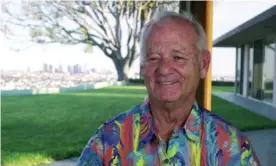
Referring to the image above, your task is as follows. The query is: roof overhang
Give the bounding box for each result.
[213,5,276,47]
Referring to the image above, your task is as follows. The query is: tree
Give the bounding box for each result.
[2,1,179,81]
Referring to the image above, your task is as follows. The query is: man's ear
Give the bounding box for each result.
[140,64,145,75]
[200,50,211,79]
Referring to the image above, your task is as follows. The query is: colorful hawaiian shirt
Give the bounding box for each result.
[77,99,260,166]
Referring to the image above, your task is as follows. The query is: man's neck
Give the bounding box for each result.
[149,95,195,142]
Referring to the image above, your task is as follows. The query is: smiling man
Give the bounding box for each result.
[77,10,260,166]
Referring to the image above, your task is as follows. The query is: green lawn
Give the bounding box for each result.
[212,85,234,92]
[2,85,276,166]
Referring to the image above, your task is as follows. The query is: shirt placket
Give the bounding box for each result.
[158,140,171,166]
[157,131,180,166]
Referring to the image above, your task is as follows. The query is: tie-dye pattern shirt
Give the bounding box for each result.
[77,99,259,166]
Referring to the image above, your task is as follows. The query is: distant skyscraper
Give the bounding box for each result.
[68,65,73,73]
[73,64,79,73]
[58,64,63,73]
[43,63,48,72]
[78,64,82,73]
[26,66,31,72]
[48,64,53,73]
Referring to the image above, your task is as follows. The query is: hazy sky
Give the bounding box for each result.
[1,1,275,77]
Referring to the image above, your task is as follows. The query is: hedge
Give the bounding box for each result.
[128,79,235,86]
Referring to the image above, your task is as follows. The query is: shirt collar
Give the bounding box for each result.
[183,101,203,142]
[138,98,203,145]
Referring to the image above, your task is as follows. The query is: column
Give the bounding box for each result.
[234,47,238,94]
[243,44,249,97]
[273,39,276,104]
[240,45,244,95]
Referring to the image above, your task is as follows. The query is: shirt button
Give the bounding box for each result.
[164,159,169,164]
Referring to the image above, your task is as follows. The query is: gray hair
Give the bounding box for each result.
[139,9,207,64]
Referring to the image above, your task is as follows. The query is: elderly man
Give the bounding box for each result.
[77,10,259,166]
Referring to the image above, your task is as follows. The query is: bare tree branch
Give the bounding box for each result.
[2,0,179,80]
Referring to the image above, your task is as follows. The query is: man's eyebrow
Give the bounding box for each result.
[171,49,186,55]
[146,52,160,57]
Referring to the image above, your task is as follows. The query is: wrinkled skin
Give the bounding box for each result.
[141,17,211,106]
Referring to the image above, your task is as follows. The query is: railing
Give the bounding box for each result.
[1,81,126,96]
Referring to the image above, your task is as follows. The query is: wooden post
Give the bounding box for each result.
[179,1,213,110]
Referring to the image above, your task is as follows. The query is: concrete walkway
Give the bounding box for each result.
[213,92,276,120]
[39,157,78,166]
[244,128,276,166]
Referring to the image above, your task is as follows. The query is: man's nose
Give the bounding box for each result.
[157,59,173,75]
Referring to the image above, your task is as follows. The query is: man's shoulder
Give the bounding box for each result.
[100,103,143,128]
[200,108,260,165]
[201,107,243,138]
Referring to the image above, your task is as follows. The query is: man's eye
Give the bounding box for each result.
[173,56,185,61]
[148,57,159,61]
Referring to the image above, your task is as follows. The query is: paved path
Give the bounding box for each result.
[244,128,276,166]
[213,92,276,120]
[38,157,78,166]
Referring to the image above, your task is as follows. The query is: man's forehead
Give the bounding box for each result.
[151,17,195,32]
[148,23,197,42]
[147,32,196,49]
[151,30,184,39]
[148,41,184,48]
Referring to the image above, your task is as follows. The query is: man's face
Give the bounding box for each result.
[141,18,210,103]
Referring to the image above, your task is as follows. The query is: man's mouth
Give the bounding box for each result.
[157,81,176,85]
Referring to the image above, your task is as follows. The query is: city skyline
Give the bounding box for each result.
[1,1,275,78]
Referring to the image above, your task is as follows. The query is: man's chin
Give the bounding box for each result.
[158,96,179,103]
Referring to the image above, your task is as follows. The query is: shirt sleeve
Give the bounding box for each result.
[76,127,104,166]
[240,135,260,166]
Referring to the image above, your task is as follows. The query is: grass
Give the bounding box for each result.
[2,85,276,166]
[212,85,234,92]
[212,96,276,131]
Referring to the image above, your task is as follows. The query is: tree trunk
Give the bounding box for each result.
[114,59,129,81]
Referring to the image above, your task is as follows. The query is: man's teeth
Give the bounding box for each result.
[160,81,174,85]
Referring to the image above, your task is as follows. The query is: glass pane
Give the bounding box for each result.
[263,43,275,103]
[252,40,264,100]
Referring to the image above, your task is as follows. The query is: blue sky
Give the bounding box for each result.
[1,1,275,77]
